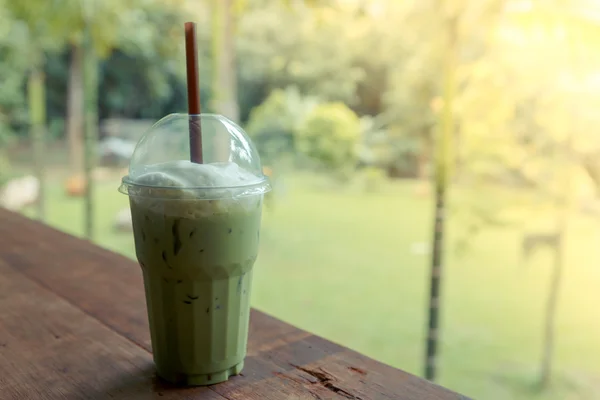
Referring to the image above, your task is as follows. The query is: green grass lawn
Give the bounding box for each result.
[20,172,600,399]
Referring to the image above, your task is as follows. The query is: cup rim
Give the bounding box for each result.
[118,175,271,197]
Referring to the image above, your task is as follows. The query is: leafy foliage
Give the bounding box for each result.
[0,2,32,181]
[237,1,369,108]
[296,102,361,173]
[245,86,319,163]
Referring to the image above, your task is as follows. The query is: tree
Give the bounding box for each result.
[400,0,505,382]
[236,1,369,117]
[506,3,600,388]
[27,69,46,220]
[452,0,600,389]
[29,0,186,173]
[424,1,457,382]
[5,0,68,220]
[82,1,97,239]
[0,4,30,186]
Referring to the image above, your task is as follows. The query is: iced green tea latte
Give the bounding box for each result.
[125,160,265,385]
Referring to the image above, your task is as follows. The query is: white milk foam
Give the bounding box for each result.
[129,161,264,217]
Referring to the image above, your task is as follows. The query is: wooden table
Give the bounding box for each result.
[0,209,467,399]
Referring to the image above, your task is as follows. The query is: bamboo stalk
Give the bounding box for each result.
[424,5,457,382]
[28,66,46,221]
[82,4,97,240]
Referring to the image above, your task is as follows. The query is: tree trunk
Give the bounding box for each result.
[82,27,98,240]
[539,122,574,389]
[424,4,457,382]
[539,232,564,388]
[581,154,600,197]
[425,175,447,381]
[211,0,239,123]
[418,131,433,181]
[28,67,46,221]
[66,43,84,173]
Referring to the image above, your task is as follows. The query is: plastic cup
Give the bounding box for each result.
[118,114,270,385]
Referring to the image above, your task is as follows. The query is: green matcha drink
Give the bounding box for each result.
[119,114,270,386]
[130,193,262,384]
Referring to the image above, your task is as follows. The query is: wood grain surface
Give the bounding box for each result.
[0,208,468,400]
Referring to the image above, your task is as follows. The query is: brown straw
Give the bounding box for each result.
[184,22,203,163]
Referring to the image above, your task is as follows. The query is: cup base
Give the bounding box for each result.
[157,361,244,386]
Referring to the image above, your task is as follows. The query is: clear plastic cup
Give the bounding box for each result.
[119,114,270,385]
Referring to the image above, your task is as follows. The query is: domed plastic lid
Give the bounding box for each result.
[118,113,270,199]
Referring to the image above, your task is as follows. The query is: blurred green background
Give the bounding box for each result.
[2,0,600,399]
